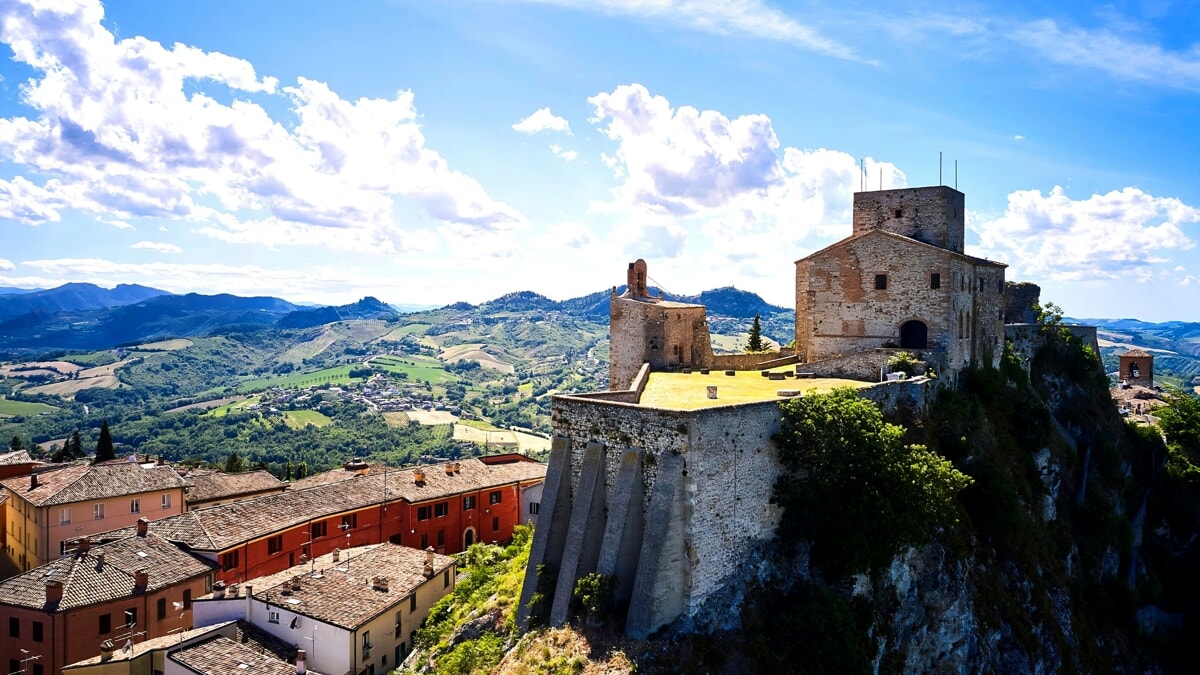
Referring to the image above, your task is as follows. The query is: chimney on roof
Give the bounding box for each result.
[96,552,105,568]
[100,640,115,662]
[343,458,370,475]
[77,538,90,554]
[30,473,38,490]
[136,517,148,537]
[333,548,341,562]
[373,576,389,592]
[291,575,302,591]
[295,649,308,675]
[423,546,435,578]
[45,580,63,604]
[134,569,148,590]
[213,580,226,599]
[413,468,425,484]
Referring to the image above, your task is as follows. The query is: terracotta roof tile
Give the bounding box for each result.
[101,457,545,551]
[0,461,186,507]
[183,470,286,504]
[250,543,455,629]
[169,635,300,675]
[0,449,33,466]
[0,533,216,612]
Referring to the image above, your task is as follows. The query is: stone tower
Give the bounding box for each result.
[608,260,714,390]
[1119,349,1154,388]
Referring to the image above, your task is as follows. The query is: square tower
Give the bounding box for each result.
[852,186,965,254]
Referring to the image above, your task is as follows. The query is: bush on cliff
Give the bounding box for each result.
[773,388,972,578]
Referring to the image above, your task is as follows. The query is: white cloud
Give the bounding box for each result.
[549,221,594,249]
[130,240,182,254]
[103,218,134,230]
[0,0,524,253]
[1010,18,1200,92]
[0,258,13,271]
[513,107,572,135]
[587,83,905,264]
[513,0,859,61]
[1013,134,1026,141]
[975,186,1198,281]
[550,144,578,161]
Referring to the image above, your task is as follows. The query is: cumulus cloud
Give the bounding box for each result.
[550,221,594,249]
[588,83,905,267]
[0,0,523,252]
[130,240,182,254]
[975,186,1199,281]
[0,258,14,271]
[513,107,572,135]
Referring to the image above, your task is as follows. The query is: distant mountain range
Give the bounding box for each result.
[0,282,790,355]
[0,282,168,321]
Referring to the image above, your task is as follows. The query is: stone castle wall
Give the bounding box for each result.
[529,396,785,637]
[852,186,966,253]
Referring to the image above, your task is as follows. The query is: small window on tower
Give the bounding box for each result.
[874,274,888,290]
[894,209,903,218]
[930,273,941,289]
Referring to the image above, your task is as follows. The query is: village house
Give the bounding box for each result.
[97,455,544,586]
[0,449,38,552]
[180,469,288,511]
[0,520,217,674]
[1,460,187,571]
[192,543,456,675]
[63,620,323,675]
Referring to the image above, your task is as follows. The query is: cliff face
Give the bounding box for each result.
[726,326,1195,674]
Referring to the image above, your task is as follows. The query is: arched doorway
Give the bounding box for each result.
[463,527,476,549]
[899,320,928,349]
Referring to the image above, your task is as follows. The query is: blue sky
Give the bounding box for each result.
[1,0,1198,321]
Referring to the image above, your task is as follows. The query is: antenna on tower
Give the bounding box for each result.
[859,158,864,192]
[955,160,958,190]
[939,151,943,186]
[879,167,883,190]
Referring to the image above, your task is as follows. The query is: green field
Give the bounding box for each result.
[63,350,119,367]
[458,418,503,431]
[0,397,59,416]
[236,365,369,393]
[283,410,332,429]
[371,355,458,384]
[206,397,261,417]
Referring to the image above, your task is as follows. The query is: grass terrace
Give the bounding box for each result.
[637,369,869,410]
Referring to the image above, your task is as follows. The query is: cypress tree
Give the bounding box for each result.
[746,313,765,352]
[93,420,116,463]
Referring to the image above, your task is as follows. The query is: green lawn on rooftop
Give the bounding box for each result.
[637,369,869,410]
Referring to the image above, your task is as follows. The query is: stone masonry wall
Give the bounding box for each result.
[852,186,966,253]
[610,296,713,390]
[548,396,785,632]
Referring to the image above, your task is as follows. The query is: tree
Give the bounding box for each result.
[93,420,116,463]
[8,435,23,452]
[745,313,765,352]
[224,451,247,473]
[773,388,972,577]
[295,461,308,480]
[68,430,84,460]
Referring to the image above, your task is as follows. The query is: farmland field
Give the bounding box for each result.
[370,355,458,384]
[0,397,58,416]
[440,343,514,373]
[206,397,260,417]
[132,339,194,351]
[27,374,120,397]
[283,410,332,428]
[384,323,430,339]
[236,365,368,392]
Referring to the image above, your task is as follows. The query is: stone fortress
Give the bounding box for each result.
[517,186,1020,638]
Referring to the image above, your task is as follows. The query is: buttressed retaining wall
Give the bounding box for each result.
[517,395,784,638]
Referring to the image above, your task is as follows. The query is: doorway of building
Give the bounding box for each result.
[463,528,476,549]
[899,320,928,349]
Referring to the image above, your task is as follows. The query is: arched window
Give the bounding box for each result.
[900,321,928,349]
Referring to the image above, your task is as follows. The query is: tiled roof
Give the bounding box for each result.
[0,449,33,466]
[183,469,286,504]
[1122,348,1152,357]
[62,622,239,669]
[0,532,217,612]
[168,635,300,675]
[251,543,455,629]
[0,461,186,507]
[101,457,545,551]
